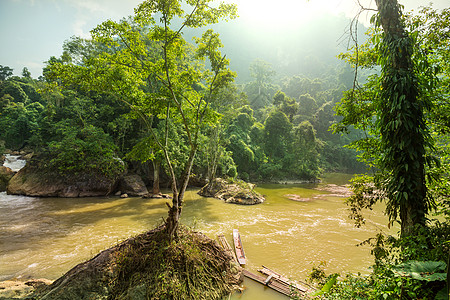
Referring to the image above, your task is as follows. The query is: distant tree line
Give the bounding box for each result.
[0,52,363,183]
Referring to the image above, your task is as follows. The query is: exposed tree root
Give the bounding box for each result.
[33,225,242,300]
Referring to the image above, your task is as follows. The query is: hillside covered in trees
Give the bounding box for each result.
[1,0,449,299]
[0,13,366,185]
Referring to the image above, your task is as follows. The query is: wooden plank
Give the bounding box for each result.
[264,274,274,285]
[258,265,317,294]
[217,234,238,264]
[259,266,307,292]
[243,269,293,297]
[232,229,246,266]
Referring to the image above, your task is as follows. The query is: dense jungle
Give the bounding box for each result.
[0,0,449,299]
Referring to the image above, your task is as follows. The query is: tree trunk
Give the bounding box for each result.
[375,0,428,236]
[165,146,197,239]
[151,160,161,195]
[207,126,221,182]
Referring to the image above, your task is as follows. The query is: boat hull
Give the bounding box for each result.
[233,229,246,266]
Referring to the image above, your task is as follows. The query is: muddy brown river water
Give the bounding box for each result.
[0,173,393,299]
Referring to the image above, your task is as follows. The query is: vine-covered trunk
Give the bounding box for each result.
[375,0,428,236]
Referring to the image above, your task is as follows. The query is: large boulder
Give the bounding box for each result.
[198,178,265,205]
[118,174,148,196]
[0,166,14,192]
[7,166,120,197]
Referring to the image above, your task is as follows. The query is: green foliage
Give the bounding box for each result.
[298,93,317,116]
[307,261,328,286]
[272,91,298,122]
[244,59,278,110]
[323,6,450,298]
[321,223,449,299]
[264,110,292,160]
[0,80,30,103]
[312,274,338,297]
[45,125,125,178]
[0,101,44,149]
[226,90,327,181]
[392,261,447,282]
[46,0,238,236]
[0,65,13,81]
[289,121,321,179]
[226,106,263,177]
[334,2,450,235]
[0,140,5,154]
[21,67,31,79]
[249,59,276,86]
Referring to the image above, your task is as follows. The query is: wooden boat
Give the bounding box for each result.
[232,229,246,266]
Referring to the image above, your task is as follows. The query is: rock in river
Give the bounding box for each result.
[118,174,148,197]
[198,178,265,205]
[6,166,121,197]
[0,166,14,192]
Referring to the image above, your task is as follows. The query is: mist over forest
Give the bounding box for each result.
[1,1,449,299]
[185,10,368,82]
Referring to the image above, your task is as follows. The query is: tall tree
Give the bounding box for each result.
[22,67,31,79]
[48,0,237,238]
[335,1,436,235]
[264,110,292,161]
[245,59,277,109]
[0,65,13,81]
[375,0,431,235]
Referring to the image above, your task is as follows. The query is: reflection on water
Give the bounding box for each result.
[0,174,392,299]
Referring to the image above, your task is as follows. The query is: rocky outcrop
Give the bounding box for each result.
[0,166,14,192]
[21,152,33,161]
[7,166,120,197]
[198,178,265,205]
[118,174,148,196]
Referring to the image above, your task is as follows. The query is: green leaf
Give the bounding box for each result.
[434,287,449,300]
[312,274,338,296]
[392,261,447,281]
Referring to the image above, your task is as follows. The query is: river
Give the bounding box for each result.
[0,172,392,299]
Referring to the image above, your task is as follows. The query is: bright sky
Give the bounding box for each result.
[0,0,447,77]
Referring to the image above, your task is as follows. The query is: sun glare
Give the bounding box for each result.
[234,0,319,27]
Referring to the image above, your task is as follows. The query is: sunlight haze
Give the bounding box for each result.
[0,0,448,77]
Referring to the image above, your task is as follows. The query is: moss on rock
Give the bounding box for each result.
[198,178,265,205]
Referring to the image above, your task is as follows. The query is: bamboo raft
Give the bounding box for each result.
[242,266,316,297]
[258,265,317,295]
[216,234,317,298]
